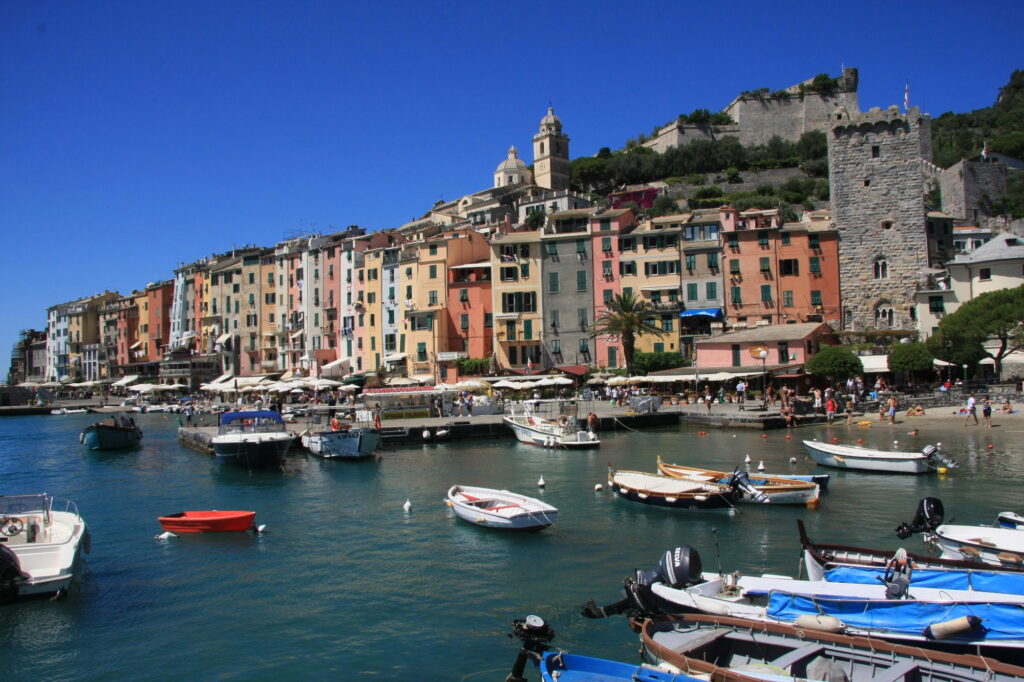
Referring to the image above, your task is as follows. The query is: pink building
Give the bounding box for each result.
[694,322,836,374]
[589,208,636,368]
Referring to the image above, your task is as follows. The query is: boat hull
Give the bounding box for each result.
[158,511,256,533]
[802,440,930,473]
[657,459,819,505]
[81,424,142,450]
[212,433,293,468]
[302,429,381,459]
[609,469,738,511]
[447,485,557,531]
[503,416,599,449]
[927,524,1024,567]
[0,498,89,599]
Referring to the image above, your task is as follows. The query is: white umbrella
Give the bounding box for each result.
[606,376,630,386]
[551,377,574,386]
[515,381,538,390]
[129,384,158,393]
[454,380,488,390]
[533,378,557,387]
[586,377,607,385]
[386,377,419,386]
[492,380,518,389]
[433,383,458,391]
[337,384,358,391]
[289,388,305,394]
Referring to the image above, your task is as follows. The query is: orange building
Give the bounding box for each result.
[721,208,840,329]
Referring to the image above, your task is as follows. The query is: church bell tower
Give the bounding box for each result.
[532,107,570,191]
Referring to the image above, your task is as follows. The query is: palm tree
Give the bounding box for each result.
[590,291,668,376]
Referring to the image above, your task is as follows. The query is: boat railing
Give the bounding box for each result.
[504,399,590,420]
[218,419,288,435]
[49,497,80,520]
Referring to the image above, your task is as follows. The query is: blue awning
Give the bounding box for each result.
[679,308,723,319]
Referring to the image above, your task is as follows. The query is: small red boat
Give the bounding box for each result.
[157,510,256,533]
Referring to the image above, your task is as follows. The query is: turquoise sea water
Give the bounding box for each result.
[1,413,1022,680]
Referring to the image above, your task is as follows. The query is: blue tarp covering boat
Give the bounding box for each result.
[825,565,1024,594]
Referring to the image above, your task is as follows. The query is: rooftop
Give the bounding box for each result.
[696,322,830,345]
[949,234,1024,265]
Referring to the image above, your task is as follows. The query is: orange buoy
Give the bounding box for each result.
[762,434,768,439]
[857,438,863,444]
[988,444,994,450]
[785,434,791,440]
[832,436,839,443]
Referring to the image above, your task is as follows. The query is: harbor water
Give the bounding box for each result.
[1,412,1022,680]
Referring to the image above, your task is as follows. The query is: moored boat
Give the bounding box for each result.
[639,613,1024,682]
[507,615,697,682]
[446,485,557,531]
[802,439,953,473]
[211,410,294,469]
[0,493,89,600]
[583,545,1024,660]
[301,425,380,459]
[896,497,1024,569]
[157,511,257,533]
[657,456,819,505]
[998,511,1024,530]
[502,404,598,449]
[609,466,741,511]
[80,416,143,450]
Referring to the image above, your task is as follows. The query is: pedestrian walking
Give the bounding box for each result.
[963,394,979,426]
[887,395,898,424]
[982,398,992,428]
[735,380,746,410]
[825,397,836,424]
[845,399,854,424]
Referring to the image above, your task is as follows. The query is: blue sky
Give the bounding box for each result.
[2,0,1021,372]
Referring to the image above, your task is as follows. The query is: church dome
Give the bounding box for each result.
[539,106,562,133]
[496,146,528,173]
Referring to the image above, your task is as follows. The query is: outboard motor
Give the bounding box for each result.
[507,615,556,682]
[726,469,770,504]
[895,497,945,539]
[881,548,913,599]
[581,546,702,620]
[0,544,28,603]
[923,444,958,470]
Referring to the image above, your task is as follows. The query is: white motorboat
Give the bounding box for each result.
[802,440,952,473]
[211,410,294,469]
[301,427,380,459]
[926,524,1024,567]
[503,405,598,449]
[998,511,1024,530]
[446,485,558,531]
[0,494,89,599]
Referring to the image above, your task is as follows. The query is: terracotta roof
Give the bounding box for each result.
[696,322,831,345]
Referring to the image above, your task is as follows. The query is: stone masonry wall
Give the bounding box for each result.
[939,159,1008,223]
[829,106,931,332]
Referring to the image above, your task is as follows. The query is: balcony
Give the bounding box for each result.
[651,301,683,312]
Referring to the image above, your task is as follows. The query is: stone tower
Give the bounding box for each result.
[532,107,570,191]
[828,106,933,332]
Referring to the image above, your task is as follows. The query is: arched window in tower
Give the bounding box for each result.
[555,141,560,154]
[873,257,888,279]
[874,303,894,328]
[539,142,545,155]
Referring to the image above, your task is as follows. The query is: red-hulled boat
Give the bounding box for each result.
[158,511,256,533]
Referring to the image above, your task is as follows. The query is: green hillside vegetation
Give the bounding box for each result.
[931,70,1024,168]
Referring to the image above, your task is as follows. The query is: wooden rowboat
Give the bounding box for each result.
[657,456,819,505]
[608,465,739,511]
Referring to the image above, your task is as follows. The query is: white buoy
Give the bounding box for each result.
[789,457,797,464]
[538,475,546,488]
[744,454,751,463]
[403,499,412,513]
[757,461,765,471]
[937,442,942,448]
[155,531,177,541]
[894,440,899,446]
[594,483,603,491]
[255,524,266,533]
[422,429,431,440]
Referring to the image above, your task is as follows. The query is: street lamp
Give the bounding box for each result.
[962,363,968,382]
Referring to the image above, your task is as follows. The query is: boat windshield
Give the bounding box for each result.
[0,494,51,524]
[219,411,287,433]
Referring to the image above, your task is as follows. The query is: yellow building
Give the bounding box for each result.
[490,230,543,371]
[619,217,683,354]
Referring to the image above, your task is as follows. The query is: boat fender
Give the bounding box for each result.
[795,614,845,633]
[924,615,982,640]
[422,430,431,440]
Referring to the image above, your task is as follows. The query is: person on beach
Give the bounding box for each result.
[878,400,886,422]
[1002,398,1013,414]
[982,398,992,428]
[813,388,823,414]
[887,395,898,424]
[963,394,979,426]
[825,396,836,424]
[735,380,745,410]
[845,399,854,424]
[780,404,796,427]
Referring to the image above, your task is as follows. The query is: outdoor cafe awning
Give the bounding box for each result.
[384,353,407,363]
[679,308,723,318]
[216,332,232,344]
[111,374,139,387]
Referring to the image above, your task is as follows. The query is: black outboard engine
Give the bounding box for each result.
[0,544,28,603]
[581,546,702,619]
[507,615,556,682]
[726,469,770,504]
[895,497,945,539]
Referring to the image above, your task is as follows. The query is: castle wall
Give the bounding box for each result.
[725,90,859,147]
[939,159,1008,223]
[828,107,931,332]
